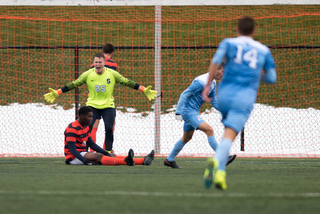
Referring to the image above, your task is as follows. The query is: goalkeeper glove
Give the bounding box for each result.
[175,114,183,121]
[140,85,157,101]
[44,88,62,103]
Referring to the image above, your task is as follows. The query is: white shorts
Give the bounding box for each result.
[68,152,87,165]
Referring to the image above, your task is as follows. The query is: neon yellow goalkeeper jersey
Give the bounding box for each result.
[65,67,137,109]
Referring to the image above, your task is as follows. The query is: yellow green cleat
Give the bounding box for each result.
[203,158,219,189]
[214,170,227,190]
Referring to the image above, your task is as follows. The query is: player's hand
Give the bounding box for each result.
[44,88,59,103]
[143,85,158,101]
[175,114,183,121]
[84,160,99,165]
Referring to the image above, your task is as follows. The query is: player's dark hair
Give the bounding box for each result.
[95,53,105,60]
[78,106,92,116]
[102,43,115,54]
[238,16,255,35]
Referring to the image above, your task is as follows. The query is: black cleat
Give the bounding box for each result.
[143,150,155,165]
[226,154,237,166]
[125,149,135,166]
[164,159,182,169]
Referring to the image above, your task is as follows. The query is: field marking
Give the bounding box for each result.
[0,190,320,198]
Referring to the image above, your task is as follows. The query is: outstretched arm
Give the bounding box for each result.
[44,70,90,103]
[109,69,158,101]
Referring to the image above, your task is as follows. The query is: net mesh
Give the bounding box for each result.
[1,5,319,157]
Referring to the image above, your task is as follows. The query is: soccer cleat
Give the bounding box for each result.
[203,157,218,189]
[143,150,155,165]
[226,154,237,166]
[164,159,182,169]
[125,149,135,166]
[214,170,227,190]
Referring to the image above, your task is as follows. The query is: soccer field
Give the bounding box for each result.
[1,5,320,213]
[0,157,319,214]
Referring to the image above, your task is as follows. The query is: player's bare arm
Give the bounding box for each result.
[202,63,219,102]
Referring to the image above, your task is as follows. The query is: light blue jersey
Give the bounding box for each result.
[176,73,218,131]
[211,36,276,133]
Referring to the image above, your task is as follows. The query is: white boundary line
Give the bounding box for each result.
[0,190,320,197]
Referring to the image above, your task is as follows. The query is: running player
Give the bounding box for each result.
[164,64,236,169]
[202,16,277,190]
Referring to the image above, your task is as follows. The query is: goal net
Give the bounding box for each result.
[0,2,319,158]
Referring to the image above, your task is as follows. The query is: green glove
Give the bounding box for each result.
[44,88,60,103]
[143,85,158,101]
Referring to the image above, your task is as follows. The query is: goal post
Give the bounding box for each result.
[0,1,320,158]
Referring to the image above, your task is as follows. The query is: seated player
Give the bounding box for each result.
[164,64,236,169]
[64,106,154,166]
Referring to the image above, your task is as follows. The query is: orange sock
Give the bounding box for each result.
[101,156,127,165]
[91,127,97,143]
[116,155,126,158]
[90,127,98,152]
[114,155,144,165]
[133,158,144,165]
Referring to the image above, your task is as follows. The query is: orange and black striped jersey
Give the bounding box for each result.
[90,56,117,71]
[64,120,91,162]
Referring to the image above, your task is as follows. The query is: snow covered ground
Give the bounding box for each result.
[1,103,319,158]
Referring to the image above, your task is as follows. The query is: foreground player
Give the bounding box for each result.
[45,53,157,153]
[89,43,118,150]
[202,16,277,190]
[164,64,236,169]
[64,106,154,166]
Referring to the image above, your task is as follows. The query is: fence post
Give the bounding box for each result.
[241,128,245,151]
[154,6,162,154]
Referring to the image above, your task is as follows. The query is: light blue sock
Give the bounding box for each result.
[215,138,232,171]
[167,139,186,162]
[208,135,218,151]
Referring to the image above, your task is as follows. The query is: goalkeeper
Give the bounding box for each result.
[164,64,236,169]
[89,43,118,151]
[45,53,158,152]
